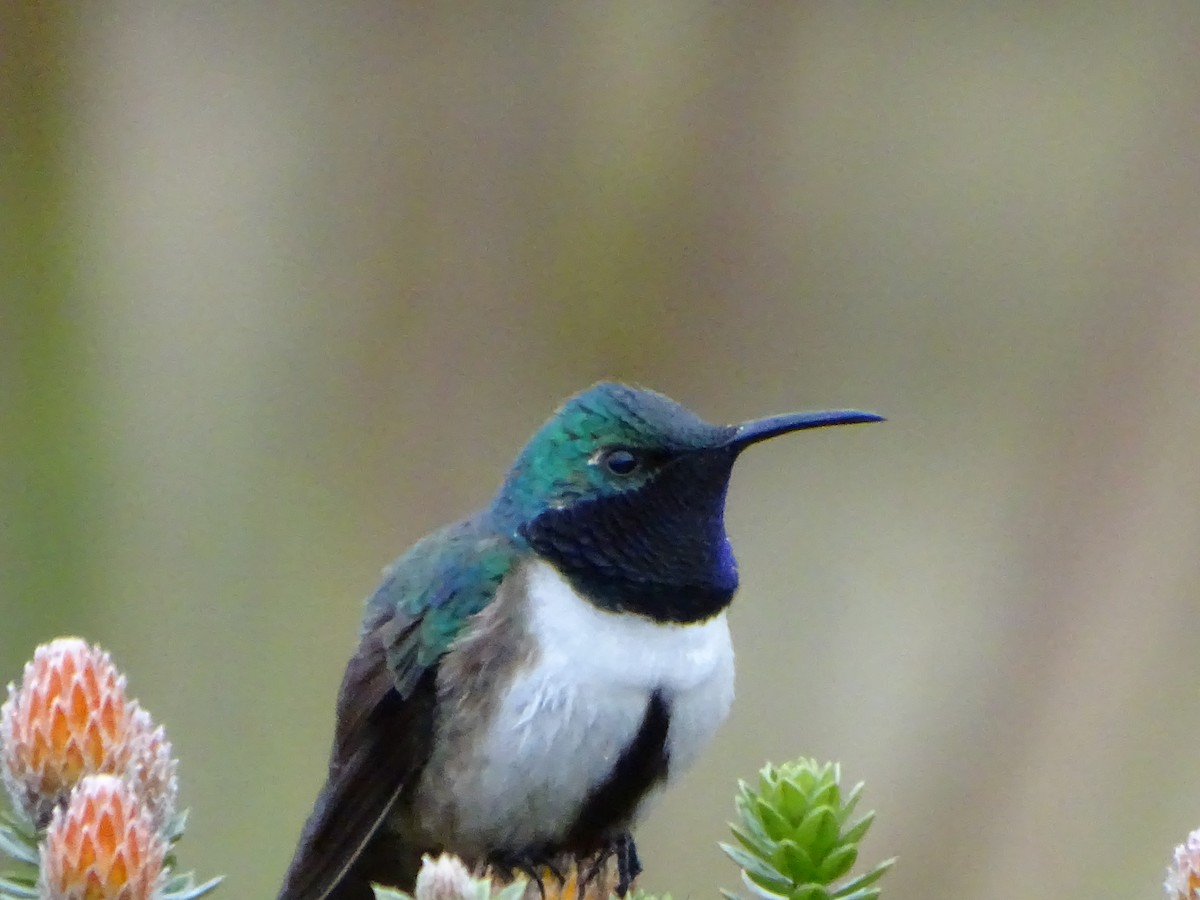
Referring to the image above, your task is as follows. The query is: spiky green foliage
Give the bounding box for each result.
[0,808,38,900]
[159,871,225,900]
[0,811,38,868]
[720,759,894,900]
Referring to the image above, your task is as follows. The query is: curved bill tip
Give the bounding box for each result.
[728,409,884,450]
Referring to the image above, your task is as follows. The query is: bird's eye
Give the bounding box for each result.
[602,448,640,476]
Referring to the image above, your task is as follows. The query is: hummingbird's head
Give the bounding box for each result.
[496,382,881,623]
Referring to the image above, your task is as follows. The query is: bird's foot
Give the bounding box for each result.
[580,832,641,898]
[487,848,566,898]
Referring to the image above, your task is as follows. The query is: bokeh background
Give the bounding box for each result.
[5,4,1200,899]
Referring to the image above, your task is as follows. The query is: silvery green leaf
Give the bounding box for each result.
[0,876,37,899]
[732,801,775,852]
[739,870,790,900]
[839,782,865,821]
[841,811,876,847]
[810,781,839,812]
[730,822,774,858]
[831,889,879,900]
[719,841,788,891]
[371,885,411,900]
[758,768,776,798]
[163,874,223,900]
[831,857,895,898]
[163,871,194,892]
[492,879,529,900]
[164,809,190,843]
[0,812,34,840]
[0,827,37,866]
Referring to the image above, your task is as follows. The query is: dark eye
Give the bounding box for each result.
[602,448,640,476]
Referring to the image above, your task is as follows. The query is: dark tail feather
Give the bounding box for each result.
[277,775,421,900]
[277,639,438,900]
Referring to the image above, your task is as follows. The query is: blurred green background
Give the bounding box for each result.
[4,4,1200,899]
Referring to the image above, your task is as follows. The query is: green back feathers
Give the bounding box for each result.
[365,520,518,697]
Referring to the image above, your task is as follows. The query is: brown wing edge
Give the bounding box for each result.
[277,616,438,900]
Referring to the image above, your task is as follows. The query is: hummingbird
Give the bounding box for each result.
[277,382,881,900]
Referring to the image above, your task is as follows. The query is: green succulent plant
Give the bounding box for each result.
[720,759,894,900]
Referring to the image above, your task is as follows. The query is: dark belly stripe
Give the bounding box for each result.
[565,690,670,849]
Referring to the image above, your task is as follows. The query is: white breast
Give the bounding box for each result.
[440,559,735,853]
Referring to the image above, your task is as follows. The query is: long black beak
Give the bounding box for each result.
[726,409,884,451]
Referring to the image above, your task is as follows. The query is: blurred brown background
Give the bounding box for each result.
[4,4,1200,899]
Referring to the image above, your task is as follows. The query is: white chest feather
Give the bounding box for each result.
[415,560,735,854]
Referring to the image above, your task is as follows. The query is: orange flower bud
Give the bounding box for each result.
[39,774,167,900]
[1,639,138,826]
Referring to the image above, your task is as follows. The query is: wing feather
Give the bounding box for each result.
[277,524,517,900]
[277,613,436,900]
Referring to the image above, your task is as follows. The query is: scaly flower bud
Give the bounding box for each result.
[414,853,477,900]
[1,639,138,825]
[1167,829,1200,900]
[39,773,167,900]
[125,708,178,835]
